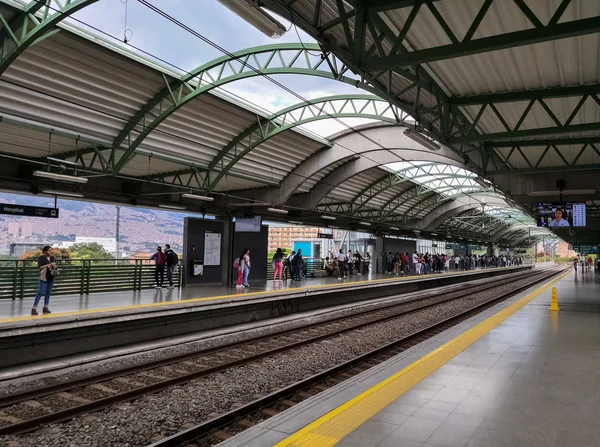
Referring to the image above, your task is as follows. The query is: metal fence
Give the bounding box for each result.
[0,259,181,300]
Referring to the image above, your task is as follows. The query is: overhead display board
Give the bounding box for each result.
[0,203,59,218]
[537,202,586,227]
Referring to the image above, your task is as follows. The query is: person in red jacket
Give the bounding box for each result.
[150,246,167,289]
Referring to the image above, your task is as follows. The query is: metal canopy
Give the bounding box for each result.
[262,0,600,189]
[0,0,583,246]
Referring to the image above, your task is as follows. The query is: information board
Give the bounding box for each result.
[203,232,221,266]
[0,203,59,218]
[317,233,333,239]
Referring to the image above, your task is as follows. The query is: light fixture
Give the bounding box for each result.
[446,235,452,238]
[42,189,84,198]
[359,221,371,226]
[431,233,437,236]
[159,204,186,211]
[216,0,286,38]
[403,129,441,151]
[182,193,214,202]
[288,220,303,225]
[390,226,400,231]
[529,189,595,196]
[34,170,88,184]
[321,215,336,221]
[267,207,289,215]
[328,225,339,229]
[47,157,78,166]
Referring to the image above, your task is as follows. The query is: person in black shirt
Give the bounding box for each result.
[164,244,178,289]
[32,245,57,316]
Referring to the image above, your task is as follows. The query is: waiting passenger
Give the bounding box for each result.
[31,245,57,316]
[150,246,166,289]
[323,257,334,276]
[337,249,347,279]
[164,244,179,289]
[272,248,284,281]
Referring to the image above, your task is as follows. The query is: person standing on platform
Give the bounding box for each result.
[411,251,419,275]
[272,248,284,281]
[402,252,409,275]
[150,246,166,289]
[242,249,251,287]
[337,249,347,279]
[164,244,179,289]
[31,245,57,315]
[573,258,578,273]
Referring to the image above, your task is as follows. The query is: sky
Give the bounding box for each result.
[67,0,377,138]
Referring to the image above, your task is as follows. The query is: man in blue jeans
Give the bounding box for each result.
[31,245,56,316]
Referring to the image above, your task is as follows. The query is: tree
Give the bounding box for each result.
[69,243,113,260]
[21,248,71,261]
[20,247,71,266]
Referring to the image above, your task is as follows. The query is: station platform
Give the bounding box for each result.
[219,270,600,447]
[0,266,532,369]
[0,267,523,323]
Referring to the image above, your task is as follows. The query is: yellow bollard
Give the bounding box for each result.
[549,286,559,311]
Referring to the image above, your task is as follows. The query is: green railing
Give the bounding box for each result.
[0,259,181,300]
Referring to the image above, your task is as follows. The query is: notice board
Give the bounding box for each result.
[204,231,221,266]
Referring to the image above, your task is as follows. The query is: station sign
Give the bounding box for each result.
[317,233,333,239]
[0,203,59,218]
[574,245,596,254]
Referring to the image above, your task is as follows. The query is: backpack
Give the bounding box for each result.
[233,258,240,269]
[167,250,178,265]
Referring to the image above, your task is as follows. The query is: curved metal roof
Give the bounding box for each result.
[0,0,566,246]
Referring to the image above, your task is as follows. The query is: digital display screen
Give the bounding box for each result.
[235,216,262,232]
[537,202,586,227]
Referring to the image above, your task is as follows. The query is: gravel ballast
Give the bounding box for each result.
[0,273,547,447]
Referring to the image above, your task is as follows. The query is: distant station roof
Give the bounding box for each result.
[2,0,594,245]
[262,0,600,244]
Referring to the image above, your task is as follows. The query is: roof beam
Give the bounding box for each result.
[110,43,380,174]
[489,136,600,147]
[349,1,440,13]
[207,94,407,191]
[451,122,600,144]
[449,84,600,106]
[361,17,600,71]
[0,0,99,75]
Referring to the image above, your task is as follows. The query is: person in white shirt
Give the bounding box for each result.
[549,209,570,227]
[411,251,419,275]
[454,255,460,271]
[337,249,347,279]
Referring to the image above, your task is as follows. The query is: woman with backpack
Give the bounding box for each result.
[31,245,57,315]
[235,249,248,289]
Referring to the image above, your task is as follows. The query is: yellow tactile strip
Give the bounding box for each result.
[274,270,570,447]
[0,267,506,324]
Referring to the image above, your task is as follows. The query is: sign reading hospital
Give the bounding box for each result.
[0,203,59,219]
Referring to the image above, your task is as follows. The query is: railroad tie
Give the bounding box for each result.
[56,392,91,404]
[213,430,232,440]
[89,384,119,394]
[0,412,23,424]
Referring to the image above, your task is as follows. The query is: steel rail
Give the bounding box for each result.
[0,267,556,436]
[148,267,567,447]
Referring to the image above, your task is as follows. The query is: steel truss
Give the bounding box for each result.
[206,94,407,191]
[110,43,399,173]
[262,0,600,175]
[0,0,99,75]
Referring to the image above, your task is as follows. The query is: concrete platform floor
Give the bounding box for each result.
[0,268,515,320]
[218,270,599,447]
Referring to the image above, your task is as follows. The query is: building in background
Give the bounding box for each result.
[7,221,33,237]
[268,226,320,252]
[555,242,576,258]
[74,236,117,253]
[9,242,46,257]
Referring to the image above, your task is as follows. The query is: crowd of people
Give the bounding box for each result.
[384,251,525,276]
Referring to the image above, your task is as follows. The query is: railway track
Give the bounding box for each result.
[148,266,567,447]
[0,267,562,438]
